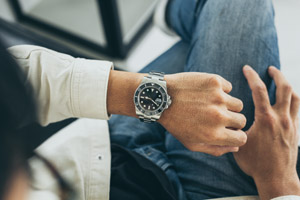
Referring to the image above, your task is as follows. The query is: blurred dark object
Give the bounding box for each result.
[9,0,158,59]
[0,18,85,57]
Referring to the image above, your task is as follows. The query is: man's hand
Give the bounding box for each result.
[107,70,246,156]
[159,72,247,156]
[234,66,300,200]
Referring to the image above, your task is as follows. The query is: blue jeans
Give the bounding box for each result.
[109,0,280,199]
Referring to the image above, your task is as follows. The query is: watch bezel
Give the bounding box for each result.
[134,82,168,116]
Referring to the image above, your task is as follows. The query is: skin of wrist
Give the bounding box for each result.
[107,70,146,117]
[254,173,300,200]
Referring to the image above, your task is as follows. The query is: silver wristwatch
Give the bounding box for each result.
[133,71,172,123]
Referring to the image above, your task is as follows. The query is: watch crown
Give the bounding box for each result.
[167,96,172,107]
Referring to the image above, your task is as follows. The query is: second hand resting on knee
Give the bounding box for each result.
[234,65,300,199]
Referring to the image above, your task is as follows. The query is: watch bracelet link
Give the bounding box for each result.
[145,71,165,81]
[138,115,158,123]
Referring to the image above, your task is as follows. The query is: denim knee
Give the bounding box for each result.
[204,0,274,16]
[234,0,275,21]
[190,0,276,45]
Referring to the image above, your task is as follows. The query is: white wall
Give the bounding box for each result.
[0,0,15,21]
[18,0,43,13]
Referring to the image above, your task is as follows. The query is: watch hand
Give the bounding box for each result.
[145,96,159,106]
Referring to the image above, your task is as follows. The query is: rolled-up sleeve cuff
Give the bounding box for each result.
[272,196,300,200]
[71,58,113,120]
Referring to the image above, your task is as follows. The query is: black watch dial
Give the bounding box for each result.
[139,87,162,111]
[134,83,168,116]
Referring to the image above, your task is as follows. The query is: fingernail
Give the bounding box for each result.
[268,66,276,75]
[243,65,251,76]
[244,65,252,71]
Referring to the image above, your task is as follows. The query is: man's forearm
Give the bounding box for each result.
[255,175,300,200]
[107,70,145,117]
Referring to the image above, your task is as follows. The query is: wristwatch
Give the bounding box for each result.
[134,71,172,123]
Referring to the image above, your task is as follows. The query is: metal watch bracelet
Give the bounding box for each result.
[138,71,165,123]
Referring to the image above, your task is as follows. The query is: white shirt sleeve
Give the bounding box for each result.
[210,195,300,200]
[272,196,300,200]
[8,45,113,126]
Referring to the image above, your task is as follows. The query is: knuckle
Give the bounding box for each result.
[263,111,276,124]
[208,76,222,87]
[280,115,292,130]
[254,84,267,94]
[212,131,225,141]
[214,93,226,104]
[259,105,271,115]
[213,110,226,122]
[259,105,270,114]
[282,84,292,93]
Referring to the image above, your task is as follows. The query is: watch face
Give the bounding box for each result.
[139,87,162,111]
[134,83,168,116]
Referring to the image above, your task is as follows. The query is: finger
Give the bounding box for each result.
[188,143,239,156]
[205,129,247,147]
[295,116,299,133]
[226,111,247,130]
[243,65,271,113]
[268,66,292,112]
[221,129,247,147]
[219,76,233,93]
[291,92,300,120]
[225,94,244,112]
